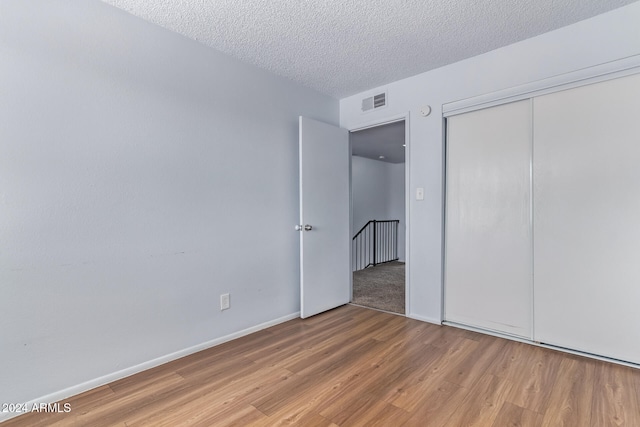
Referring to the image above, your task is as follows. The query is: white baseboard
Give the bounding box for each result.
[0,311,300,423]
[406,313,442,325]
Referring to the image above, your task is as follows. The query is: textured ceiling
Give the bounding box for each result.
[101,0,638,98]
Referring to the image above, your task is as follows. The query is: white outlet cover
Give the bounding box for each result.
[416,187,425,200]
[220,293,230,310]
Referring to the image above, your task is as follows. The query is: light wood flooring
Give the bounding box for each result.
[3,304,640,426]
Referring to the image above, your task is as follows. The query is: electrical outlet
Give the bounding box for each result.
[220,293,230,311]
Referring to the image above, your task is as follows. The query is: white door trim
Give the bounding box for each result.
[348,112,411,316]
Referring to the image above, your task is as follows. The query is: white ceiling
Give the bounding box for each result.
[101,0,637,98]
[351,121,405,164]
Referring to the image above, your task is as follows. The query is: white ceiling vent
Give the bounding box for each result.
[361,92,387,112]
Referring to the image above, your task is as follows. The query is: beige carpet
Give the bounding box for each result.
[352,261,405,314]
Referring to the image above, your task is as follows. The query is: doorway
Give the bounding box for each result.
[349,120,406,314]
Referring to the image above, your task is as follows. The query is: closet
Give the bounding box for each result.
[445,71,640,365]
[445,100,532,339]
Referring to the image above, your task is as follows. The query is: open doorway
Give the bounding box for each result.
[350,120,406,314]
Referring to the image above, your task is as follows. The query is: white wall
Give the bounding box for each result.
[388,163,406,262]
[340,2,640,324]
[351,156,405,262]
[0,0,337,415]
[351,156,390,232]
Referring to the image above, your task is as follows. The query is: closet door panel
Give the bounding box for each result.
[445,100,532,338]
[534,72,640,364]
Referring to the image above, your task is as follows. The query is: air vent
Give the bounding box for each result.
[361,92,387,112]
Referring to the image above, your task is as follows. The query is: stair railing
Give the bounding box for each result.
[352,219,399,271]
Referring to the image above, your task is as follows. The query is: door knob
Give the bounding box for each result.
[295,224,313,231]
[304,224,313,231]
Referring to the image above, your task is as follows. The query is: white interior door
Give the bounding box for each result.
[445,100,533,338]
[533,72,640,364]
[299,116,350,318]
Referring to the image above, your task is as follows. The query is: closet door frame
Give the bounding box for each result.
[444,99,534,339]
[443,56,640,117]
[441,56,640,367]
[532,72,640,365]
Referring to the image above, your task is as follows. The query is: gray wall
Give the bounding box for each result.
[0,0,337,411]
[352,156,405,262]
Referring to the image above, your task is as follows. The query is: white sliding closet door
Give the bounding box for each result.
[445,100,532,338]
[534,73,640,364]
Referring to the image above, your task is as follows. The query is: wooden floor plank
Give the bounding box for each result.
[250,371,323,417]
[386,336,480,412]
[443,333,508,389]
[591,362,640,427]
[503,346,563,414]
[540,356,596,427]
[63,374,195,426]
[488,340,533,379]
[401,379,466,427]
[322,392,412,427]
[492,402,543,427]
[3,305,640,427]
[442,373,513,427]
[204,404,268,427]
[0,386,116,427]
[124,364,289,426]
